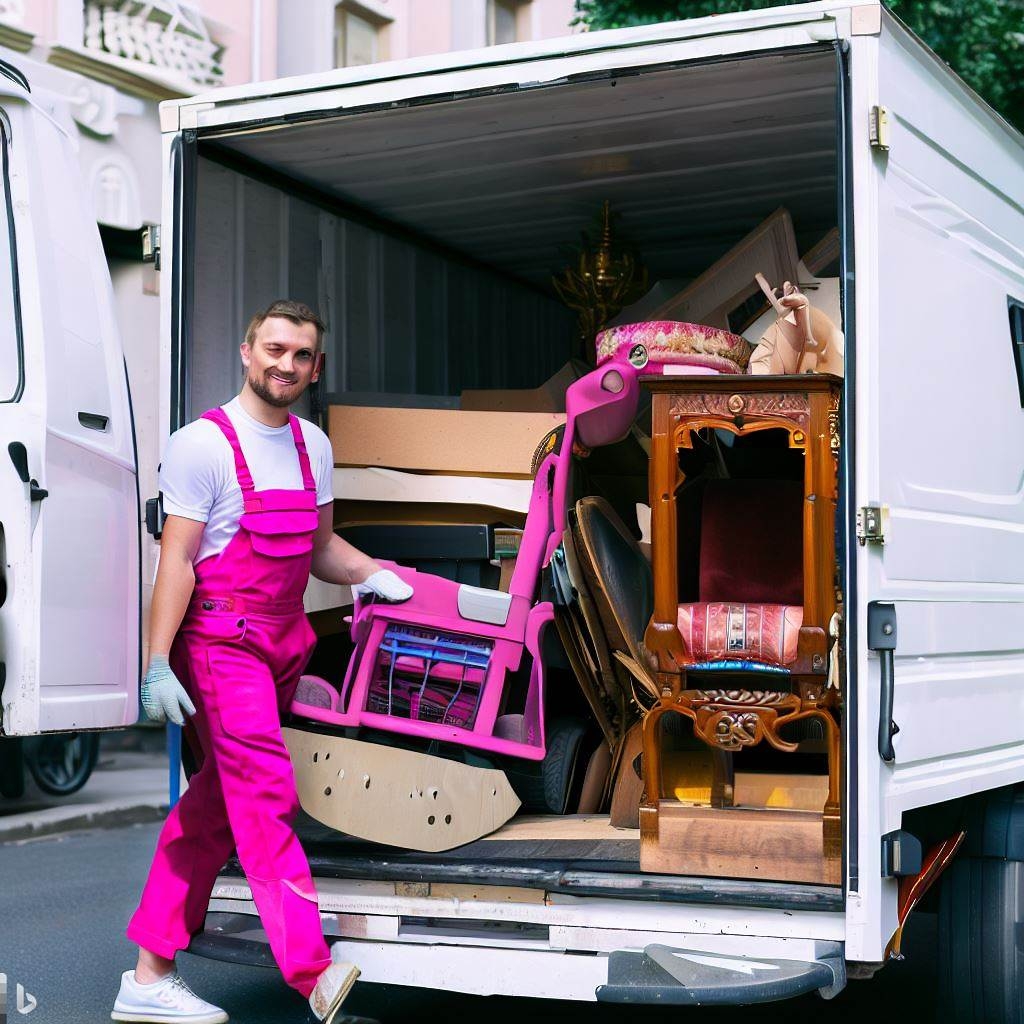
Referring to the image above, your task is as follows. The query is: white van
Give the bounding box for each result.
[3,0,1023,1011]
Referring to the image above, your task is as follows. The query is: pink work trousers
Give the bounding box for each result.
[127,408,331,998]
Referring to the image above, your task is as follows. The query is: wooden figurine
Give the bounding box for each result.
[748,274,845,377]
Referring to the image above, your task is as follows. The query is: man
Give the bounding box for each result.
[113,300,411,1024]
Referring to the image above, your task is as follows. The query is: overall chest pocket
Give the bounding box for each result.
[240,508,318,558]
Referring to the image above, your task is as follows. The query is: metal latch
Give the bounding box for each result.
[145,494,166,540]
[857,505,886,545]
[881,829,922,877]
[869,105,890,151]
[141,223,161,269]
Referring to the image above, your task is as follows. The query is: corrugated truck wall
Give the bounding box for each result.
[190,157,574,418]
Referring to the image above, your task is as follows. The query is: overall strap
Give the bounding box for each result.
[201,408,256,495]
[288,415,318,492]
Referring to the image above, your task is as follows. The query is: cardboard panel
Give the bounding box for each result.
[329,406,564,476]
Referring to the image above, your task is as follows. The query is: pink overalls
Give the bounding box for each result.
[127,407,331,998]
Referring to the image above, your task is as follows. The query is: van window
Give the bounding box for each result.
[1010,298,1024,408]
[0,124,23,403]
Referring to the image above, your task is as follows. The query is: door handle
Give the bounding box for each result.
[8,441,48,502]
[78,411,109,431]
[868,601,898,762]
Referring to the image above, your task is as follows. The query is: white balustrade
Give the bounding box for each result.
[83,0,224,88]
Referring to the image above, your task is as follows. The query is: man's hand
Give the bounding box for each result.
[353,569,413,603]
[141,655,196,726]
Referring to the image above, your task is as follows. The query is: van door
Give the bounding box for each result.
[0,86,140,736]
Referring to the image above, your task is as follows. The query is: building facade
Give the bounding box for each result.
[0,0,578,639]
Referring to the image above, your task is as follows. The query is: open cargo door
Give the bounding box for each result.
[0,85,140,736]
[849,12,1024,957]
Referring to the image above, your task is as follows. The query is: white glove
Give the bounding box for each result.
[141,654,196,726]
[353,569,413,603]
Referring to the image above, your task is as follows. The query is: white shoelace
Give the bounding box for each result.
[157,975,206,1010]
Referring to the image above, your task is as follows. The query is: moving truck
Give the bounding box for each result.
[3,1,1024,1011]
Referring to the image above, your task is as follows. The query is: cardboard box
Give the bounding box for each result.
[329,406,565,477]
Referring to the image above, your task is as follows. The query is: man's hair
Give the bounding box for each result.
[244,299,327,351]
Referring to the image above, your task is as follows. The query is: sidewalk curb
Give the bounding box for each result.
[0,800,169,843]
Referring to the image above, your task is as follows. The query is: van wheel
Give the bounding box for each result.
[24,732,99,796]
[938,853,1024,1022]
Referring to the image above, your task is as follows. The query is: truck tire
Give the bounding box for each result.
[938,851,1024,1021]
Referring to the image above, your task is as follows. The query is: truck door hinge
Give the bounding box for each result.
[141,222,161,269]
[869,105,890,151]
[856,505,887,545]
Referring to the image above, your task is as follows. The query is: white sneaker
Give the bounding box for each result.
[308,953,360,1024]
[111,970,228,1024]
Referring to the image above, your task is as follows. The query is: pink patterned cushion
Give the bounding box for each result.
[676,603,803,668]
[596,321,752,374]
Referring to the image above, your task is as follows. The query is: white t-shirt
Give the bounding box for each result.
[159,397,334,565]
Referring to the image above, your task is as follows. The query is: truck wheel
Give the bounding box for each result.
[938,853,1024,1022]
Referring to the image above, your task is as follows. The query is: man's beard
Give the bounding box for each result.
[248,368,302,408]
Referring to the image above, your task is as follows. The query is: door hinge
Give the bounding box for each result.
[857,505,887,545]
[869,105,890,152]
[141,222,161,270]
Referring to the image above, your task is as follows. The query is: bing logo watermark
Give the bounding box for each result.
[0,974,37,1018]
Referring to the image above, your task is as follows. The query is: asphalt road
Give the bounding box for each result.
[0,822,936,1024]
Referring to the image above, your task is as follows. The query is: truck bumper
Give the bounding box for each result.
[191,912,845,1005]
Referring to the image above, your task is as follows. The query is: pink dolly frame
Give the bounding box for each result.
[291,359,641,760]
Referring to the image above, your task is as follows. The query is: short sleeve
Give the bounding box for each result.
[307,424,335,506]
[158,421,228,523]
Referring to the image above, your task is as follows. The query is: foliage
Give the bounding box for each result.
[574,0,1024,132]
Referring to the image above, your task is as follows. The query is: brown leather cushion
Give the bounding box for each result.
[574,496,652,656]
[699,478,803,606]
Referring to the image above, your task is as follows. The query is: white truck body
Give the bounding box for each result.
[2,0,1023,1003]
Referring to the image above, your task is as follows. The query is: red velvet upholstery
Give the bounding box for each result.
[698,478,803,606]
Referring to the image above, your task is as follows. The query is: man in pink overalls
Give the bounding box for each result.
[113,300,411,1024]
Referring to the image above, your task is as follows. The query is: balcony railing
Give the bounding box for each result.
[83,0,223,89]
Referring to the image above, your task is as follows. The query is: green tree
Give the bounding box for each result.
[575,0,1024,133]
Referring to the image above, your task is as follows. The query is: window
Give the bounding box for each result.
[1010,298,1024,408]
[487,0,519,45]
[0,120,23,403]
[335,4,386,68]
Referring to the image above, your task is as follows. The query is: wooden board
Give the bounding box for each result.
[333,467,534,515]
[284,730,520,852]
[732,772,829,812]
[329,406,565,476]
[640,802,841,886]
[609,721,644,829]
[334,499,527,530]
[477,814,633,842]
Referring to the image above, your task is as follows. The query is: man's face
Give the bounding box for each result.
[241,317,321,409]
